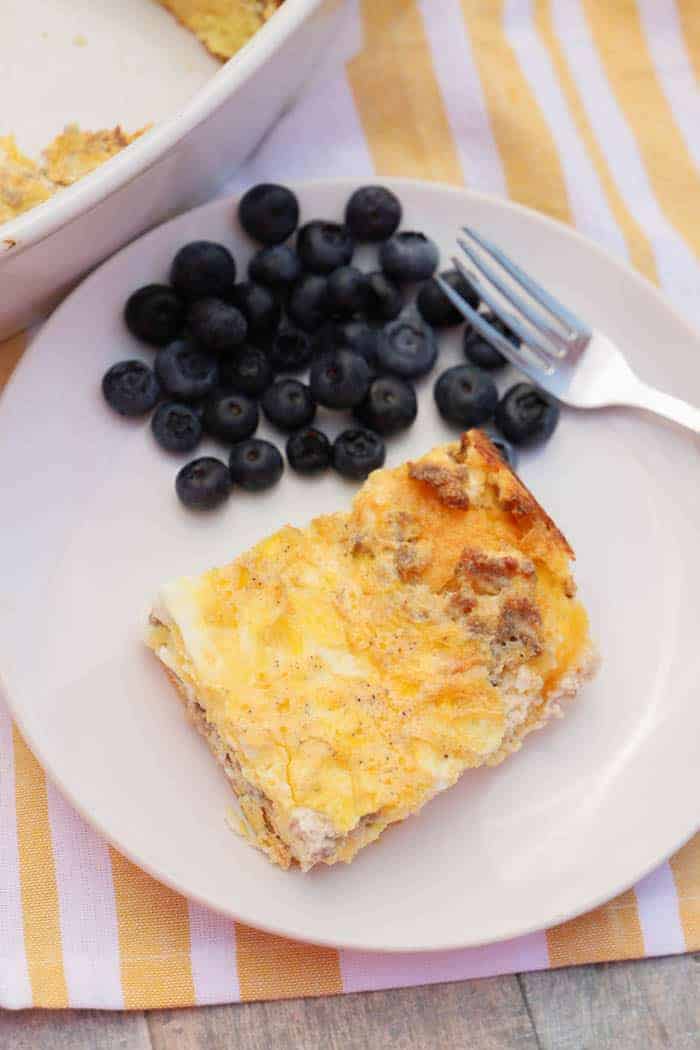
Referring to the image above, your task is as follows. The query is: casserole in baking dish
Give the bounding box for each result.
[0,0,343,338]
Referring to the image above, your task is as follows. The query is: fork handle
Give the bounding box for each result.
[625,381,700,434]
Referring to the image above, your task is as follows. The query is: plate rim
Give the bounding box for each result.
[1,176,699,953]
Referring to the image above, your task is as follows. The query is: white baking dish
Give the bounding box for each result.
[0,0,344,340]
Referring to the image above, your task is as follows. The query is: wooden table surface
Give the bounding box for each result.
[2,953,698,1049]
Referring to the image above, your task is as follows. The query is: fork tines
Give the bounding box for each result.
[435,227,591,381]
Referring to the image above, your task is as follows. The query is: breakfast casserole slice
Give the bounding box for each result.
[146,430,598,870]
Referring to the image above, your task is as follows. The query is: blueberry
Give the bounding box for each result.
[124,284,185,346]
[151,401,202,453]
[188,298,247,354]
[269,325,314,373]
[494,383,560,446]
[229,438,283,491]
[354,376,417,435]
[219,344,273,396]
[238,183,300,245]
[365,271,403,322]
[170,241,236,301]
[228,281,281,341]
[376,312,438,378]
[333,427,386,481]
[248,244,302,289]
[287,274,329,332]
[309,349,371,409]
[314,320,379,369]
[286,427,332,475]
[463,335,506,371]
[417,269,479,327]
[176,457,230,510]
[297,221,354,274]
[480,425,518,470]
[262,379,316,431]
[379,232,439,283]
[434,364,499,427]
[155,339,219,401]
[203,391,259,443]
[344,185,402,242]
[325,266,369,318]
[335,320,379,368]
[463,312,518,370]
[102,360,161,417]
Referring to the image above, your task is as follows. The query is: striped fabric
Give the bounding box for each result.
[1,0,699,1010]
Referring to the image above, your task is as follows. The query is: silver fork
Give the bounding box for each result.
[436,228,700,434]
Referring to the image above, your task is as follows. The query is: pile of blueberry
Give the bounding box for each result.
[102,183,559,510]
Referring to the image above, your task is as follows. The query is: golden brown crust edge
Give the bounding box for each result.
[466,430,574,558]
[409,429,574,560]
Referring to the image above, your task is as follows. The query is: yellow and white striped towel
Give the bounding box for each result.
[1,0,699,1010]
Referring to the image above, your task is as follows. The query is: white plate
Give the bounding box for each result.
[1,179,698,953]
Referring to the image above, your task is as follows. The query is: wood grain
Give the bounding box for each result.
[0,1009,151,1049]
[520,953,700,1050]
[2,957,698,1050]
[147,975,537,1050]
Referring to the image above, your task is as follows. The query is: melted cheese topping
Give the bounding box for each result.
[148,433,592,844]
